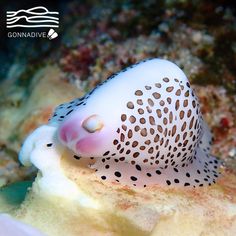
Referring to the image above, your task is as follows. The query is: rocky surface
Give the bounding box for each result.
[0,66,83,186]
[0,150,236,236]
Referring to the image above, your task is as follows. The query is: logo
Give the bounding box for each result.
[47,28,58,40]
[6,6,59,40]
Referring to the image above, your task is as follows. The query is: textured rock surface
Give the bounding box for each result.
[0,155,235,236]
[0,66,83,186]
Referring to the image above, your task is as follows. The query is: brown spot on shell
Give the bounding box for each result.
[157,125,163,133]
[145,86,152,90]
[175,134,180,143]
[183,140,189,146]
[128,129,133,138]
[103,151,110,156]
[119,148,124,154]
[189,117,194,129]
[175,89,181,96]
[121,114,127,121]
[183,99,188,107]
[148,98,154,107]
[149,116,155,125]
[154,134,160,142]
[169,111,173,123]
[138,108,144,114]
[145,140,151,145]
[164,107,168,113]
[189,131,193,137]
[135,90,143,96]
[185,90,190,97]
[127,102,134,109]
[133,152,140,158]
[183,132,187,140]
[134,125,140,132]
[156,109,162,118]
[120,133,125,142]
[140,118,146,124]
[167,97,172,104]
[129,115,136,124]
[160,138,164,145]
[150,128,155,135]
[159,100,165,106]
[153,92,161,99]
[137,99,143,105]
[164,128,168,137]
[179,110,185,119]
[155,83,161,88]
[122,124,127,131]
[148,147,154,154]
[163,77,169,82]
[113,139,118,145]
[166,86,174,92]
[181,121,187,131]
[175,100,180,111]
[132,141,138,147]
[172,125,177,136]
[146,106,152,113]
[187,109,192,118]
[163,117,168,125]
[140,128,147,136]
[164,139,169,147]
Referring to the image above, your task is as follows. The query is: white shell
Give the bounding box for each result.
[48,58,221,188]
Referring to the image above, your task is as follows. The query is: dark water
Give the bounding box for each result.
[0,0,235,91]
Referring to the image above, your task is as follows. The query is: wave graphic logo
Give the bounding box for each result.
[6,6,59,28]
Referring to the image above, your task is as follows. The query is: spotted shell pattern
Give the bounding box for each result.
[49,58,221,188]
